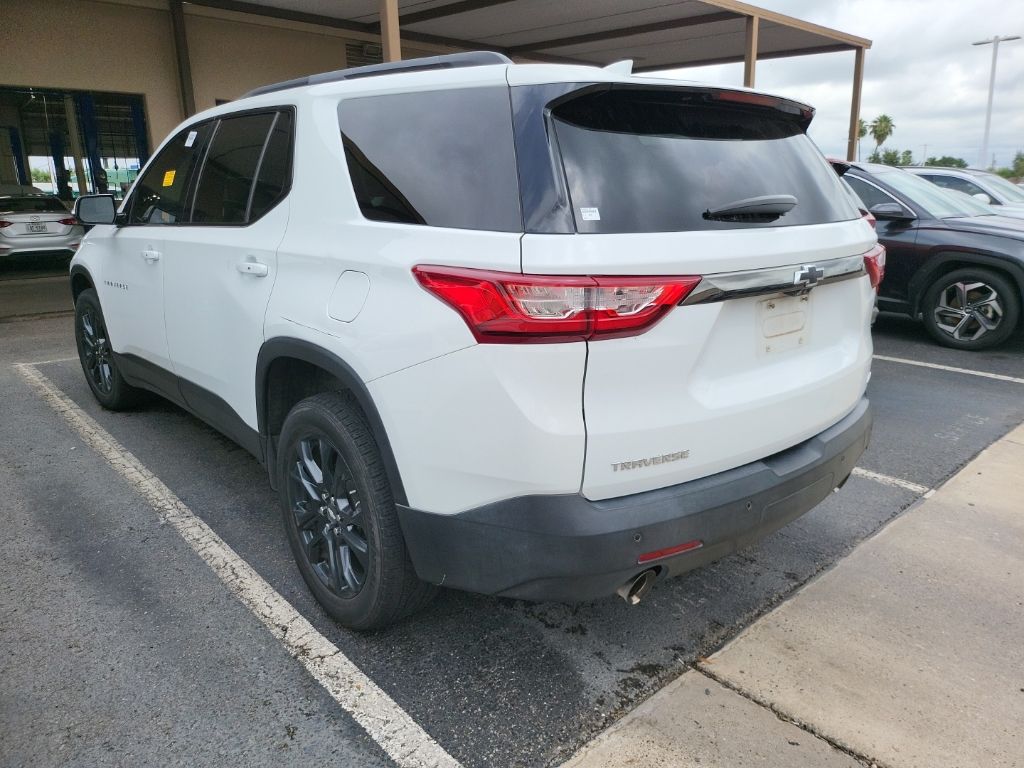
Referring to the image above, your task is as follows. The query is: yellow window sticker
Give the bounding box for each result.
[162,169,176,187]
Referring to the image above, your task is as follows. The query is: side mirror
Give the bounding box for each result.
[869,202,916,221]
[972,192,993,205]
[74,194,117,225]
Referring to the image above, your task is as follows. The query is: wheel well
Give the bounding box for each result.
[262,357,365,441]
[911,258,1023,316]
[256,341,407,503]
[71,272,93,303]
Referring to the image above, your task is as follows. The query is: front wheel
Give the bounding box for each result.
[921,268,1020,350]
[278,392,435,630]
[74,288,145,410]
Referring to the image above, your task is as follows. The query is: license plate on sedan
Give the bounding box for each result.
[28,223,48,233]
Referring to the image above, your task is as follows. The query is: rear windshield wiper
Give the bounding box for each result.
[704,194,797,223]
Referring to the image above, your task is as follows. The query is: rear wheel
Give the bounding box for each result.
[278,392,435,630]
[74,288,145,410]
[921,267,1019,350]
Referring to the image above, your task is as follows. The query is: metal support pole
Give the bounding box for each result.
[743,16,758,88]
[846,47,865,162]
[170,0,196,117]
[379,0,402,62]
[973,35,1019,169]
[64,96,89,196]
[76,94,107,193]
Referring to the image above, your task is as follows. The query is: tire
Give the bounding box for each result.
[921,267,1020,350]
[278,392,436,630]
[73,288,146,410]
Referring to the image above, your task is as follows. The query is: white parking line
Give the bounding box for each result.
[873,354,1024,385]
[16,362,462,768]
[11,355,78,367]
[852,467,932,496]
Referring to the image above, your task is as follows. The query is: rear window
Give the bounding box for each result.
[0,196,68,213]
[550,88,858,234]
[338,87,521,232]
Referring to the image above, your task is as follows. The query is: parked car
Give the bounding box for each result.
[71,52,878,629]
[0,194,84,259]
[905,166,1024,219]
[837,161,1024,349]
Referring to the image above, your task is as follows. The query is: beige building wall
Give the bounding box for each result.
[185,12,350,111]
[1,0,451,152]
[2,0,182,151]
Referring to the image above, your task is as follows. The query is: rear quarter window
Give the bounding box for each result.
[548,88,858,234]
[338,87,521,232]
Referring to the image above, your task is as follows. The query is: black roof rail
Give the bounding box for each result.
[242,51,513,98]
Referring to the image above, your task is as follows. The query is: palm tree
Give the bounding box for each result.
[857,118,868,161]
[870,115,895,154]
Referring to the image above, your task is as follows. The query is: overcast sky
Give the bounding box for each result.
[660,0,1023,168]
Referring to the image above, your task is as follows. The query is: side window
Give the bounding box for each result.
[127,124,211,224]
[249,110,293,220]
[191,112,276,224]
[929,175,988,199]
[846,176,897,209]
[338,88,522,232]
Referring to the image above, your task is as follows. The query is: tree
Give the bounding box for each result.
[857,119,869,161]
[899,149,914,166]
[880,149,901,166]
[925,156,968,168]
[870,114,895,153]
[1012,151,1024,177]
[30,168,51,183]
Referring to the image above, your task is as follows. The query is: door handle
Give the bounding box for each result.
[237,260,269,277]
[142,248,161,262]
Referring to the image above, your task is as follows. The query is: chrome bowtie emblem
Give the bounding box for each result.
[30,215,40,221]
[793,264,824,287]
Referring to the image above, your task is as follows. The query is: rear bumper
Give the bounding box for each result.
[397,398,872,601]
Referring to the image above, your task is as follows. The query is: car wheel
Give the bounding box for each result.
[74,288,145,410]
[921,268,1020,350]
[278,392,436,631]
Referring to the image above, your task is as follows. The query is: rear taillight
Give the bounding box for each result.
[0,220,12,229]
[59,217,77,226]
[413,266,701,343]
[863,244,886,290]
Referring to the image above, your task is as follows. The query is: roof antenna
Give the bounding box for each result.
[603,60,634,75]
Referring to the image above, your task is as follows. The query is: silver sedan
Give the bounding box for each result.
[0,195,85,258]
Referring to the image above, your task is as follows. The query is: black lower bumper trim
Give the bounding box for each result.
[397,399,872,602]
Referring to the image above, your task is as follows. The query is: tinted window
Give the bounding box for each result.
[927,174,987,199]
[128,124,211,224]
[550,88,858,233]
[977,172,1024,203]
[845,176,896,209]
[874,169,977,219]
[191,113,275,224]
[249,110,293,220]
[338,88,521,232]
[0,196,68,213]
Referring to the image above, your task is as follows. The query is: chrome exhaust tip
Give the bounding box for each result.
[616,569,657,605]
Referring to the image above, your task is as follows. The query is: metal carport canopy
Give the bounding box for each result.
[184,0,872,160]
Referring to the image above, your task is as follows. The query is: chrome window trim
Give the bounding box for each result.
[681,253,867,305]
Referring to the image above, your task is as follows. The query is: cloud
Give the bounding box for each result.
[659,0,1024,167]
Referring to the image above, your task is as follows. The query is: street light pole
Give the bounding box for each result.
[972,34,1020,169]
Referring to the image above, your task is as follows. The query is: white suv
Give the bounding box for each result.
[71,52,880,630]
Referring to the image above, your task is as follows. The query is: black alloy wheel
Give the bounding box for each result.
[286,435,370,597]
[277,393,435,630]
[79,305,113,395]
[73,288,143,410]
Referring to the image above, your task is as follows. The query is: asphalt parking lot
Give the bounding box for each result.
[2,283,1023,767]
